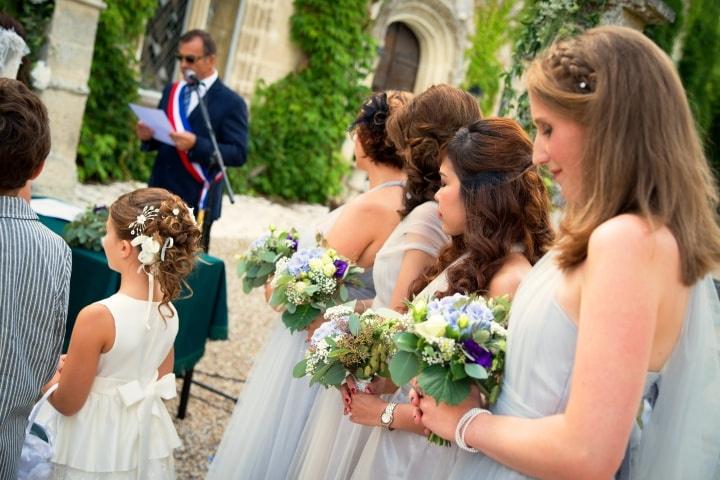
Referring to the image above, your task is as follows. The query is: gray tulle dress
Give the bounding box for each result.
[206,203,375,480]
[447,250,720,479]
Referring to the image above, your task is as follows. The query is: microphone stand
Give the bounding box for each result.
[187,79,236,250]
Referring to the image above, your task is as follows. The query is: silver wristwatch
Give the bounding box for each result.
[380,402,398,430]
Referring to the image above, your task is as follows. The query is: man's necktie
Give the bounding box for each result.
[182,87,191,114]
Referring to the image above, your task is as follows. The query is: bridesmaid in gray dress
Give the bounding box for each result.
[414,26,720,479]
[289,85,482,480]
[207,91,410,480]
[349,117,554,480]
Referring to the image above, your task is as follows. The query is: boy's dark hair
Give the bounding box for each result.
[0,78,50,191]
[179,29,217,56]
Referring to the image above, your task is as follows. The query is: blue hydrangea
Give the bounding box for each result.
[426,293,494,333]
[286,247,325,277]
[310,318,344,346]
[249,233,270,250]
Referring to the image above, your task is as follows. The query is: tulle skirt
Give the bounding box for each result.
[288,388,375,479]
[206,323,321,480]
[351,387,464,480]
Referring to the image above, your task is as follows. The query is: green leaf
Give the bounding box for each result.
[321,362,347,387]
[242,277,253,294]
[293,358,308,378]
[282,304,321,332]
[464,363,488,380]
[247,263,261,278]
[389,351,420,386]
[450,362,468,381]
[418,365,470,406]
[256,262,275,278]
[348,313,360,336]
[393,332,419,352]
[260,251,278,263]
[339,284,348,302]
[236,261,248,277]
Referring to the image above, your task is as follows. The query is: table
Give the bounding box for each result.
[38,214,228,417]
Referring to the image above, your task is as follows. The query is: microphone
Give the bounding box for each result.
[184,69,199,86]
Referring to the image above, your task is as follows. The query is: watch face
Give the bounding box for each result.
[381,413,391,424]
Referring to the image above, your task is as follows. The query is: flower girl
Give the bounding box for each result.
[40,188,201,479]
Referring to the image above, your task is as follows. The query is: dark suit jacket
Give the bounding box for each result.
[143,78,248,220]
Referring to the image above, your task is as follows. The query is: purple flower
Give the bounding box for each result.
[462,339,493,369]
[286,234,299,251]
[333,259,348,278]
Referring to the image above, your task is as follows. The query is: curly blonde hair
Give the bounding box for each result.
[109,188,203,315]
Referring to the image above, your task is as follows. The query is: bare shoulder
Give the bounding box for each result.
[589,214,678,262]
[488,255,533,299]
[345,188,400,217]
[73,303,114,340]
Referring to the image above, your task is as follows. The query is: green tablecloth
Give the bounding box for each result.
[39,214,228,375]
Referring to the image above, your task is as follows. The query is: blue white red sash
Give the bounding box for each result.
[166,81,224,212]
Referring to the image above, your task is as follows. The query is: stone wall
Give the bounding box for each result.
[33,0,106,201]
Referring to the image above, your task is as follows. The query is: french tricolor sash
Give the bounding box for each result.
[166,81,224,212]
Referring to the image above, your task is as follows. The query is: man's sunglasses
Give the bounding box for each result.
[175,54,205,64]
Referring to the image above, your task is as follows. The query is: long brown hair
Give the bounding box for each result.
[526,26,720,285]
[110,188,202,315]
[386,84,483,217]
[410,118,554,297]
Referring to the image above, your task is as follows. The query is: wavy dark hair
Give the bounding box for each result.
[410,118,554,298]
[386,85,482,217]
[349,91,411,169]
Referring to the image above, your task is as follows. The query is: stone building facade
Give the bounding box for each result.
[33,0,675,199]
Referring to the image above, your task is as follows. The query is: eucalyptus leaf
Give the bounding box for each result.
[389,351,420,386]
[464,362,488,380]
[293,358,308,378]
[393,332,419,352]
[260,251,279,263]
[321,362,347,387]
[256,262,275,278]
[348,313,360,336]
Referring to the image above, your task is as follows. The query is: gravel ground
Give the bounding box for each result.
[68,182,328,478]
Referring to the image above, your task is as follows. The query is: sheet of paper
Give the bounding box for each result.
[129,103,175,146]
[30,198,84,222]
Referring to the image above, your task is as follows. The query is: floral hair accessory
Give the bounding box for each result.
[129,205,160,236]
[131,235,161,266]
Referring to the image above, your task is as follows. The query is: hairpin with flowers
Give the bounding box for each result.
[128,203,180,328]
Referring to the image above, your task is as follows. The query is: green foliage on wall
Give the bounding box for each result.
[463,0,515,115]
[76,0,156,183]
[644,0,683,54]
[229,0,375,203]
[498,0,606,132]
[646,0,720,175]
[0,0,54,59]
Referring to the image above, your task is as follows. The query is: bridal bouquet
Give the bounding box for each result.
[293,302,406,389]
[236,226,299,293]
[389,293,510,444]
[269,246,364,332]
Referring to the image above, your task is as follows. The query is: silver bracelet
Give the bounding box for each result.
[454,407,491,453]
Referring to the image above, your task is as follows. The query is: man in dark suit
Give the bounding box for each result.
[136,29,248,251]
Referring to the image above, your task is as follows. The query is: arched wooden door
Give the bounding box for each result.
[372,22,419,93]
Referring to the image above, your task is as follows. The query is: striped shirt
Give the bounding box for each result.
[0,196,70,478]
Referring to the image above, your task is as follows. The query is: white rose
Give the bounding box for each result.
[414,314,448,340]
[322,263,336,277]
